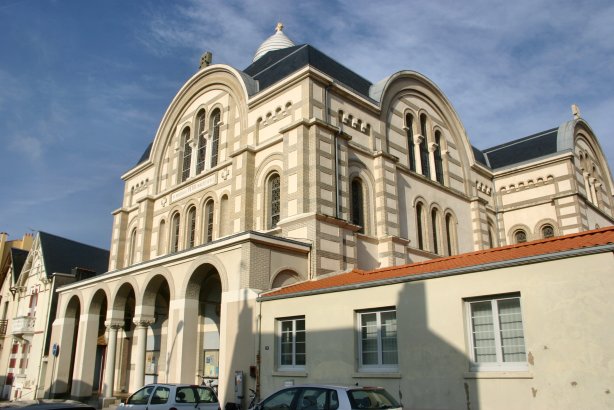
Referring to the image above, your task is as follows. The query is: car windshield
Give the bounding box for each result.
[347,389,400,410]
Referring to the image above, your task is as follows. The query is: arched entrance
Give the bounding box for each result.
[52,295,80,398]
[141,275,171,384]
[90,290,108,395]
[185,264,222,385]
[112,283,136,394]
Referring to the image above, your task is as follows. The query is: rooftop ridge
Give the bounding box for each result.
[263,225,614,298]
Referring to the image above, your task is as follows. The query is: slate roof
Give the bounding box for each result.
[136,142,153,166]
[38,232,109,277]
[243,44,373,99]
[481,127,559,169]
[262,226,614,299]
[10,248,28,283]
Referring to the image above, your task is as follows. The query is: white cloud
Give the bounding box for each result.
[9,134,44,160]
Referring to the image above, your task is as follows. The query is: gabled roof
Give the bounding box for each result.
[243,44,373,99]
[481,127,559,169]
[38,232,109,277]
[10,248,29,283]
[262,226,614,299]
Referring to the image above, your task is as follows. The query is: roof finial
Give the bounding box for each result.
[276,22,284,32]
[571,104,581,120]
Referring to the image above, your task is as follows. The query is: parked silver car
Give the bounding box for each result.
[252,385,402,410]
[120,384,219,410]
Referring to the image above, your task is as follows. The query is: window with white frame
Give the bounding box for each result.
[278,317,305,369]
[466,294,527,371]
[357,308,398,371]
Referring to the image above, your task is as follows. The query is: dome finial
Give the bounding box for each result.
[252,23,296,62]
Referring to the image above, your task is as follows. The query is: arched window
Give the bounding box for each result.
[445,213,455,256]
[170,213,180,252]
[204,199,214,243]
[541,224,554,239]
[419,114,430,178]
[431,209,440,255]
[514,230,527,244]
[196,109,207,174]
[351,178,365,234]
[158,219,166,255]
[434,131,444,184]
[210,109,221,168]
[186,206,197,248]
[181,128,191,182]
[272,270,300,288]
[416,202,425,250]
[406,114,416,172]
[487,221,496,249]
[268,173,281,229]
[128,228,137,265]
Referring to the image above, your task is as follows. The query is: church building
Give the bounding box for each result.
[44,24,614,409]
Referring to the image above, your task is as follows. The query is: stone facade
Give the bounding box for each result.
[42,27,613,407]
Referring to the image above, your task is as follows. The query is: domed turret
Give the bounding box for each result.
[252,22,295,62]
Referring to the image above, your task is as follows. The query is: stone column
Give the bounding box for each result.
[103,321,122,399]
[132,318,155,390]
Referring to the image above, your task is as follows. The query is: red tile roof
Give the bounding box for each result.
[262,226,614,299]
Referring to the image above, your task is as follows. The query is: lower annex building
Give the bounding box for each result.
[42,25,614,409]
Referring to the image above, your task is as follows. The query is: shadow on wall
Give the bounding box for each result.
[257,281,480,410]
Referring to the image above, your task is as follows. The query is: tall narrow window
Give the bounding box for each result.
[158,219,167,255]
[170,213,180,252]
[128,228,137,265]
[204,200,214,243]
[28,292,38,317]
[406,114,416,172]
[419,114,430,178]
[186,206,196,248]
[357,309,398,370]
[181,128,192,182]
[431,209,440,254]
[220,195,229,237]
[278,317,306,369]
[466,294,527,371]
[434,131,444,184]
[351,178,365,233]
[196,110,207,174]
[487,221,496,249]
[445,213,454,256]
[268,174,281,229]
[210,109,221,168]
[416,203,425,250]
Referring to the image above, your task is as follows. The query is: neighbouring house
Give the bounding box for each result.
[258,226,614,409]
[43,24,613,409]
[0,232,33,399]
[2,232,108,400]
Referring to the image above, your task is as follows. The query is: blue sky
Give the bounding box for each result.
[1,0,613,250]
